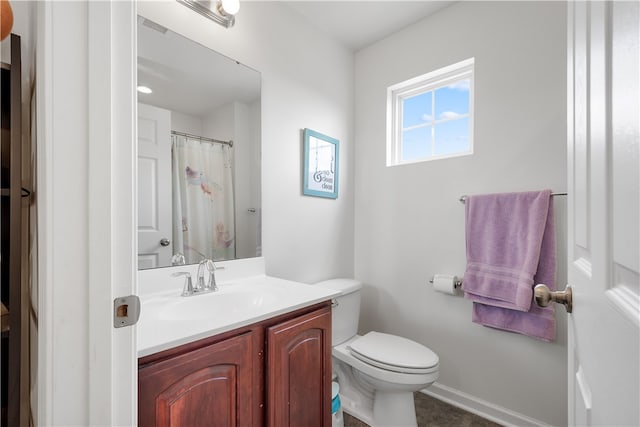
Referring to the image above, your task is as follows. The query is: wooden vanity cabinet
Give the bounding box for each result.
[266,308,332,427]
[138,331,256,427]
[138,302,332,427]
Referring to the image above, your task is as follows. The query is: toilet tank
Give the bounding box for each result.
[315,279,362,346]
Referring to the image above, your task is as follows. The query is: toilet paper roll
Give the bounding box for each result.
[432,274,458,295]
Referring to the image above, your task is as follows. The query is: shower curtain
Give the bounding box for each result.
[172,134,235,263]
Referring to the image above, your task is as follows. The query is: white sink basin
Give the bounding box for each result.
[144,284,284,321]
[137,272,340,358]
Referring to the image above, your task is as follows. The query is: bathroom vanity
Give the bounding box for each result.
[137,258,339,427]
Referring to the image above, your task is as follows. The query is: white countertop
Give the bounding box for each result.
[137,258,340,358]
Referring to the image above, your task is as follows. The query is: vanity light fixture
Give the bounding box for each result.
[176,0,240,29]
[219,0,240,16]
[137,85,153,94]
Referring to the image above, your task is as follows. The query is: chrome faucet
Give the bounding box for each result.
[206,260,219,291]
[173,260,219,297]
[197,259,218,292]
[172,271,194,297]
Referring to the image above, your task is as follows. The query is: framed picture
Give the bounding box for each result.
[302,128,339,199]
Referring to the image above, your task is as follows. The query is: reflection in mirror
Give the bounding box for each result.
[136,16,261,270]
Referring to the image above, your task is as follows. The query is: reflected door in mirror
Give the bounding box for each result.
[138,103,173,269]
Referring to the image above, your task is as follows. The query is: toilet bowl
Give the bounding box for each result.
[316,279,439,427]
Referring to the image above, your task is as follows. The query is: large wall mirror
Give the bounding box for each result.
[137,16,261,270]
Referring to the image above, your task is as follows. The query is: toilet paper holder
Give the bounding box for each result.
[429,275,463,289]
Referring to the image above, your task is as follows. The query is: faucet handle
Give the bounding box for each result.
[204,259,218,291]
[171,252,186,266]
[196,259,211,291]
[172,271,194,297]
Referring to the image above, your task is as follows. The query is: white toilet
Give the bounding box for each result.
[317,279,439,427]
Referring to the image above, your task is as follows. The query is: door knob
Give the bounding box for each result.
[534,284,572,313]
[160,238,171,247]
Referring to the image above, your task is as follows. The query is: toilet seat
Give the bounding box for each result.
[333,336,439,386]
[348,332,439,374]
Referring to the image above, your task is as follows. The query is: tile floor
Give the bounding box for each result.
[343,392,502,427]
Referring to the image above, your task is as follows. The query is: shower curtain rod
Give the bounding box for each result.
[459,192,567,204]
[171,130,234,147]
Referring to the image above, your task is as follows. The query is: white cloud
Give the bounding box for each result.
[422,114,433,122]
[439,111,463,120]
[447,79,470,91]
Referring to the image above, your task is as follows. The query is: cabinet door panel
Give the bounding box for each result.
[139,332,254,427]
[266,307,331,427]
[157,365,237,427]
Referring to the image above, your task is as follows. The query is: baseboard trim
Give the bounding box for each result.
[421,382,553,427]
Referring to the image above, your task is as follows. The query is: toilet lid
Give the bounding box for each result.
[348,332,439,374]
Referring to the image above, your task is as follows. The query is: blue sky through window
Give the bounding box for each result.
[400,78,470,160]
[434,117,469,156]
[402,126,431,161]
[435,80,470,119]
[402,92,432,128]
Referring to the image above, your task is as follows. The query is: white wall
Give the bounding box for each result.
[171,110,202,136]
[138,1,355,283]
[249,99,262,255]
[354,2,567,426]
[231,101,260,259]
[202,103,234,141]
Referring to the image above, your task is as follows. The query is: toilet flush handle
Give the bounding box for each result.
[534,284,573,313]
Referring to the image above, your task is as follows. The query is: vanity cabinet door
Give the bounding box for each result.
[139,331,254,427]
[266,306,332,427]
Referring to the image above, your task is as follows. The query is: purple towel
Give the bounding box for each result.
[462,190,556,342]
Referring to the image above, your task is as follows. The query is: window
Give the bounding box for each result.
[387,58,474,166]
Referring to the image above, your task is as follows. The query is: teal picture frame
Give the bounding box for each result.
[303,128,339,199]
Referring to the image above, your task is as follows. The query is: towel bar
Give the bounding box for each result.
[458,192,567,204]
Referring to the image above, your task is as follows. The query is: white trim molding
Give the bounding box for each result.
[88,1,138,425]
[36,1,138,424]
[386,57,475,167]
[422,383,554,427]
[35,1,53,425]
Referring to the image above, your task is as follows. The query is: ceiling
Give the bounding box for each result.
[283,1,455,51]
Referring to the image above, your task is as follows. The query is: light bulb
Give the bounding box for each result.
[137,86,152,94]
[219,0,239,16]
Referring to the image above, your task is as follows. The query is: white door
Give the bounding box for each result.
[137,102,173,269]
[567,2,639,425]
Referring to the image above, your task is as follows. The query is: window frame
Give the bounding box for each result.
[387,58,475,166]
